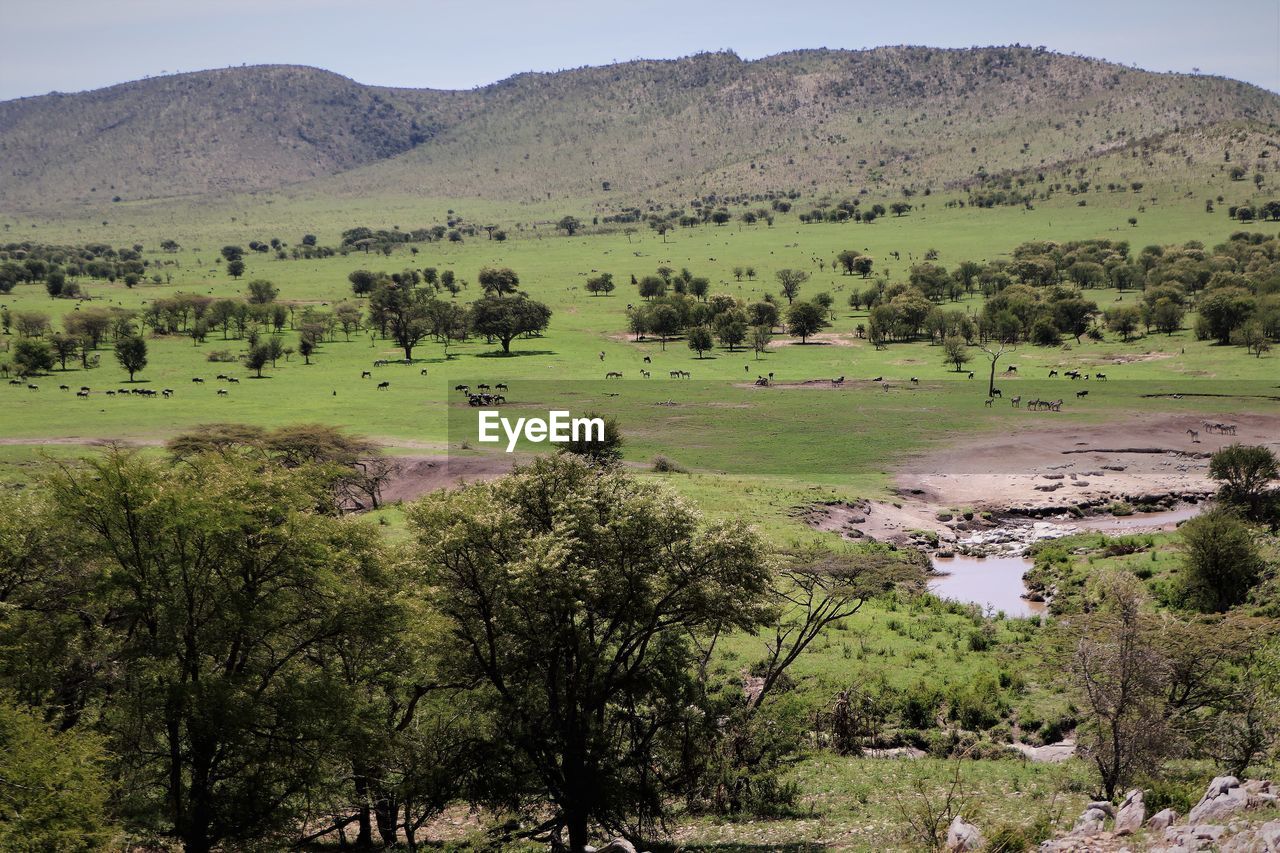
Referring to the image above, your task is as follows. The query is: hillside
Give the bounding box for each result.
[1,47,1278,212]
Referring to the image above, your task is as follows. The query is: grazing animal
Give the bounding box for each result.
[106,390,115,396]
[420,369,429,376]
[59,384,69,391]
[670,370,681,378]
[455,384,469,393]
[377,381,390,390]
[910,377,919,385]
[1048,369,1058,378]
[362,371,372,379]
[1005,365,1017,373]
[495,383,508,391]
[192,377,204,383]
[27,384,38,391]
[477,383,490,391]
[1095,372,1107,380]
[755,376,769,386]
[492,395,505,404]
[641,370,651,379]
[831,376,845,386]
[984,397,994,407]
[643,355,651,363]
[991,388,1001,398]
[1187,429,1200,443]
[1011,395,1021,407]
[162,389,173,398]
[768,372,774,381]
[967,372,974,379]
[7,380,21,386]
[881,382,890,392]
[1076,390,1088,398]
[606,371,623,379]
[227,377,239,384]
[871,376,883,382]
[76,390,89,398]
[1049,399,1063,412]
[598,351,606,361]
[216,374,228,380]
[217,389,228,396]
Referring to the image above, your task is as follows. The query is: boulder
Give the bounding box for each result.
[591,840,637,853]
[1071,806,1109,836]
[1189,776,1278,824]
[1114,788,1145,836]
[945,815,983,852]
[1221,818,1280,852]
[1146,807,1179,832]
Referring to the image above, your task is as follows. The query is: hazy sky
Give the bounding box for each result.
[3,0,1278,100]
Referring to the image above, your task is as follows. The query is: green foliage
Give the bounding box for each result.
[1177,507,1265,612]
[0,698,115,851]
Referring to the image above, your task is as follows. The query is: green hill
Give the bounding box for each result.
[1,47,1277,213]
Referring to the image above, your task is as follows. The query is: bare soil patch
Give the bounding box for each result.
[805,411,1280,544]
[379,454,519,504]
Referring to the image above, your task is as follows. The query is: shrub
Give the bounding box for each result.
[651,454,687,473]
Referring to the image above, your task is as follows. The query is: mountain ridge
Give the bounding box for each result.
[2,47,1278,212]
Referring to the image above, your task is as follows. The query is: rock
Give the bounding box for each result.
[1071,806,1109,836]
[1147,807,1179,832]
[946,815,983,852]
[1190,776,1251,824]
[1221,818,1280,851]
[1114,788,1145,835]
[591,839,637,853]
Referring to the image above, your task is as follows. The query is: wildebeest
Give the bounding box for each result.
[1048,369,1058,378]
[226,377,239,384]
[192,377,204,383]
[27,384,38,391]
[495,383,508,391]
[831,376,845,386]
[76,390,89,398]
[420,369,429,376]
[643,356,651,363]
[59,384,69,391]
[641,370,651,378]
[362,371,372,379]
[1076,390,1088,398]
[606,371,623,379]
[910,377,919,384]
[990,388,1001,398]
[377,381,390,390]
[217,389,229,396]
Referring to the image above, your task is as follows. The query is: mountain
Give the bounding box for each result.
[1,48,1277,212]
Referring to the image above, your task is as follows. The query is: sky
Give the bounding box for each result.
[2,0,1278,100]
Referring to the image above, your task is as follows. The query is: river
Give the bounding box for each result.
[926,504,1204,617]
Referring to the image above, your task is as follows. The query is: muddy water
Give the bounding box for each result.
[927,504,1204,618]
[928,555,1047,618]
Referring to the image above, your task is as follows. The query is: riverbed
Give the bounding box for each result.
[927,504,1203,617]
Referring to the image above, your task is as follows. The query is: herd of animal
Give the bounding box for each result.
[454,383,508,407]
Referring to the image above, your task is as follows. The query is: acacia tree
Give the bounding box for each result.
[687,325,713,358]
[786,301,826,343]
[775,269,810,304]
[6,450,390,853]
[468,295,552,353]
[977,341,1012,396]
[1067,572,1172,799]
[370,282,437,360]
[942,336,971,372]
[1209,444,1279,522]
[114,334,147,381]
[407,456,772,852]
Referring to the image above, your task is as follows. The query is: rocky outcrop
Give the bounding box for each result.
[1189,777,1277,824]
[946,815,983,852]
[1038,777,1278,851]
[1114,789,1145,836]
[588,840,638,853]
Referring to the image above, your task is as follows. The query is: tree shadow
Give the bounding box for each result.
[474,350,557,359]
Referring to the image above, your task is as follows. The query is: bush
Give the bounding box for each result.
[205,349,238,362]
[1140,776,1201,816]
[651,454,687,473]
[1177,507,1265,612]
